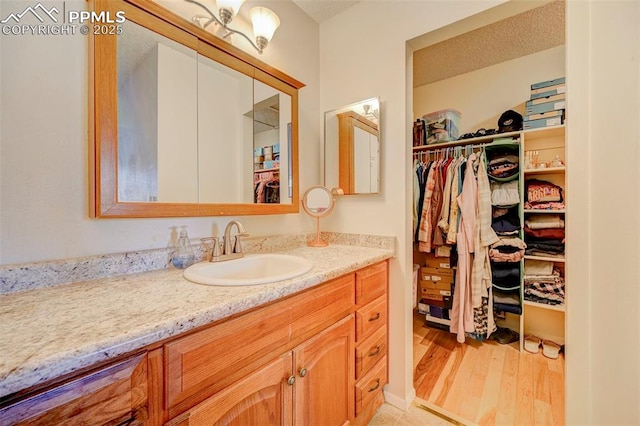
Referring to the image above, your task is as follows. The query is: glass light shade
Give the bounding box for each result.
[217,0,246,17]
[250,7,280,42]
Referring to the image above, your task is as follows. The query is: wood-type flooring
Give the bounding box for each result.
[413,311,565,425]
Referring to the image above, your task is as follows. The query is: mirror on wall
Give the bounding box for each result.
[93,0,304,217]
[324,97,380,195]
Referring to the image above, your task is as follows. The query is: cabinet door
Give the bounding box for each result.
[166,352,293,426]
[0,353,148,426]
[293,315,354,426]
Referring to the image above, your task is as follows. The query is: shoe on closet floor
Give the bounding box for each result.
[542,340,562,359]
[524,335,541,353]
[491,327,519,344]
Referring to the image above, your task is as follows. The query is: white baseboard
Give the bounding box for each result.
[383,386,417,411]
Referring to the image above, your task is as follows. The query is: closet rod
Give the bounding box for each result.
[412,129,522,152]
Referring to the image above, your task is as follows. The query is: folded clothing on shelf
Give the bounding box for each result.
[524,259,554,275]
[525,214,564,230]
[492,207,521,235]
[491,180,520,207]
[493,289,520,305]
[526,179,563,204]
[489,236,526,262]
[491,262,521,291]
[494,303,522,315]
[524,226,565,240]
[524,267,565,303]
[525,240,565,255]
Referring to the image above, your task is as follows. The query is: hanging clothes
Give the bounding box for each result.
[414,159,429,242]
[450,153,477,343]
[413,159,421,235]
[417,159,439,252]
[446,157,465,245]
[471,151,500,339]
[254,172,277,203]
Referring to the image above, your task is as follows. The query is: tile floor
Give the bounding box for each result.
[368,402,459,426]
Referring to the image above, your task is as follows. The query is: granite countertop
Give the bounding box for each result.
[0,240,394,399]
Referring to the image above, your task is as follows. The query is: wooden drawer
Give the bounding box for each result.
[165,274,355,417]
[0,353,148,426]
[355,294,387,342]
[354,356,387,416]
[355,261,387,306]
[355,325,387,380]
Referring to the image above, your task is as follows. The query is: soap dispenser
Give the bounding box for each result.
[172,228,196,269]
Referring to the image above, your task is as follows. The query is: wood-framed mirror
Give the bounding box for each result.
[90,0,304,218]
[324,97,380,195]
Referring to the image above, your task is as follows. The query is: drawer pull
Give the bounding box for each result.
[368,345,381,357]
[368,313,381,322]
[287,375,296,386]
[368,379,381,392]
[299,367,307,377]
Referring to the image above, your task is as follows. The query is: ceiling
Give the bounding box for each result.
[292,0,359,23]
[413,0,565,87]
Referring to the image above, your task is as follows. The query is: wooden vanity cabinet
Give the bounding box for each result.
[0,353,148,425]
[168,316,354,426]
[164,261,388,426]
[0,261,389,426]
[353,262,389,425]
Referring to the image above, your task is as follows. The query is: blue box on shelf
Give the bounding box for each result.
[272,143,280,154]
[523,115,563,130]
[525,99,566,115]
[531,77,565,90]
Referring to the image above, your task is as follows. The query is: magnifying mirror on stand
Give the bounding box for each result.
[301,185,336,247]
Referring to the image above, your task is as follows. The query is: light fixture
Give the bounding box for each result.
[361,104,379,122]
[185,0,280,54]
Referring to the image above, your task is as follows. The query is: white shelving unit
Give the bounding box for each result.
[521,125,567,346]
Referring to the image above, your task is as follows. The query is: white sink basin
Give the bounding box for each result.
[183,254,313,286]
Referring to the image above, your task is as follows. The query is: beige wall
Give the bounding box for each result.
[566,1,640,423]
[321,0,640,422]
[0,0,319,264]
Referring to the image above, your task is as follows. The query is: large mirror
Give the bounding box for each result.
[91,0,303,217]
[324,97,380,195]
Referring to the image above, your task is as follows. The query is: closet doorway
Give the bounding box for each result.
[409,1,566,424]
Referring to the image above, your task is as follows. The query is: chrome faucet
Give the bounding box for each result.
[202,221,249,262]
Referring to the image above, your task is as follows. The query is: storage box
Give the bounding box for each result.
[523,116,563,130]
[420,279,452,294]
[254,147,264,156]
[272,143,280,154]
[263,160,279,169]
[420,286,452,298]
[525,93,565,107]
[531,77,565,90]
[422,109,461,144]
[418,299,429,315]
[422,252,452,269]
[530,84,566,98]
[429,306,450,320]
[524,109,564,122]
[525,100,566,115]
[420,293,454,309]
[420,266,454,281]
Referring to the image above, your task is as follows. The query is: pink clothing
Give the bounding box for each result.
[450,154,477,343]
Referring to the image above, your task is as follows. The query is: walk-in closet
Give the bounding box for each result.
[410,1,566,423]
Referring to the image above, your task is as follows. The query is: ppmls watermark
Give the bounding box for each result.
[1,2,125,36]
